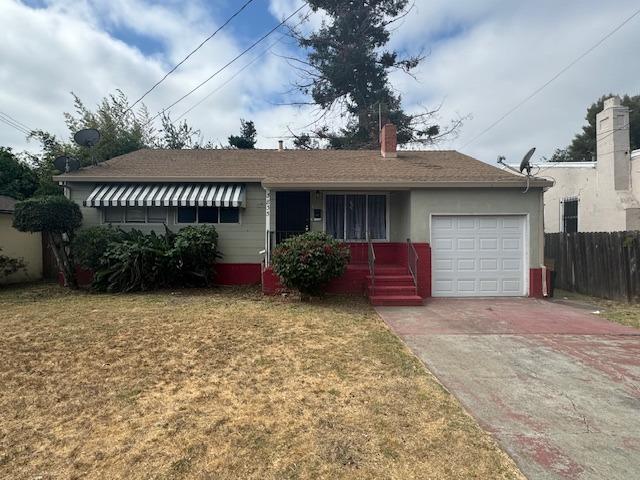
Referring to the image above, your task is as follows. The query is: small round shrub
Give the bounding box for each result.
[73,226,126,270]
[271,231,350,298]
[12,195,82,234]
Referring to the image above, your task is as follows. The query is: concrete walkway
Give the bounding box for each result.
[377,298,640,480]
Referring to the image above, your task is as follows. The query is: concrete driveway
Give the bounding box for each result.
[377,298,640,480]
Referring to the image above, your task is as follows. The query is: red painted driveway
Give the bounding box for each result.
[377,298,640,480]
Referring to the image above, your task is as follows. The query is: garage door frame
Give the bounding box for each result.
[429,213,529,297]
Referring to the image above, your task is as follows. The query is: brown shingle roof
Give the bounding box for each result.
[53,149,552,188]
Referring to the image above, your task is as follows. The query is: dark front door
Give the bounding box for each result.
[276,191,310,243]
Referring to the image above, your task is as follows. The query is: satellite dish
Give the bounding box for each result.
[519,147,536,175]
[74,128,101,147]
[53,155,80,173]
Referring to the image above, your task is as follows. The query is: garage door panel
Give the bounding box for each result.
[431,215,526,297]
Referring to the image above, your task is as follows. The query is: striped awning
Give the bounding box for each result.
[84,184,246,208]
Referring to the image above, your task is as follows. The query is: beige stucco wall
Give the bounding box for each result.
[68,182,266,264]
[0,213,42,284]
[408,188,545,267]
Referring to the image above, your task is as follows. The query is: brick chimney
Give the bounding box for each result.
[380,123,397,158]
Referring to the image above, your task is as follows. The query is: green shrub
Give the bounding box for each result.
[171,225,221,286]
[73,226,127,270]
[271,231,350,298]
[0,248,26,279]
[12,195,82,234]
[92,225,221,292]
[92,229,174,293]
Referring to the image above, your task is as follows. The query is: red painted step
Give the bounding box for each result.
[373,265,408,275]
[367,274,414,286]
[368,285,418,296]
[368,294,423,306]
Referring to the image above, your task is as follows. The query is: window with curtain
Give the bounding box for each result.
[325,194,387,240]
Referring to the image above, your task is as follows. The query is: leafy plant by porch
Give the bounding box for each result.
[0,247,26,279]
[89,225,221,292]
[0,284,523,479]
[12,195,82,288]
[271,231,350,299]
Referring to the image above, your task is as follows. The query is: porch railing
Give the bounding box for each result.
[368,238,376,292]
[407,238,418,288]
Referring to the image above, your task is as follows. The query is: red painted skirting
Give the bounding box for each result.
[529,268,551,298]
[214,263,261,286]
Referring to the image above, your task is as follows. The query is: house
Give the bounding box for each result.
[536,96,640,233]
[0,195,42,284]
[53,124,552,304]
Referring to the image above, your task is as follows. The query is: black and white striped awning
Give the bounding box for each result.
[84,184,246,208]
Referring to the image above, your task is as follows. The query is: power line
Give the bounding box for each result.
[0,113,31,136]
[124,0,257,116]
[173,10,310,123]
[0,111,33,132]
[147,3,307,125]
[461,6,640,149]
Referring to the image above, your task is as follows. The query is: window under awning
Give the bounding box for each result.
[83,184,246,208]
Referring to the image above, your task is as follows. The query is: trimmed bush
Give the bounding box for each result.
[13,195,82,288]
[73,226,127,270]
[12,195,82,234]
[271,231,350,298]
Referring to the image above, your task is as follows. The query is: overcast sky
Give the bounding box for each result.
[1,0,638,165]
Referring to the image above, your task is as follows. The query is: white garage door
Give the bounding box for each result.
[431,215,526,297]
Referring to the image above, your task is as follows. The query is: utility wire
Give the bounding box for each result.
[0,111,33,132]
[461,6,640,149]
[173,10,310,123]
[0,113,32,136]
[147,3,307,125]
[124,0,257,116]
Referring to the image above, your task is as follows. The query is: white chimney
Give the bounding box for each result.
[596,96,630,190]
[278,140,284,151]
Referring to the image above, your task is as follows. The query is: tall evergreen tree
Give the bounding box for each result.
[551,94,640,162]
[289,0,459,149]
[228,119,257,149]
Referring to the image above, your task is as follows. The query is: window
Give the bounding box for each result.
[325,194,387,240]
[125,207,146,223]
[103,207,168,224]
[176,206,240,224]
[562,197,578,233]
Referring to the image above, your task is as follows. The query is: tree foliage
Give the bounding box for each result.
[288,0,462,148]
[0,247,26,280]
[228,119,257,149]
[551,94,640,162]
[13,195,82,288]
[0,147,38,200]
[156,113,202,149]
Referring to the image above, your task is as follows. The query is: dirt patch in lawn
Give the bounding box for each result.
[553,289,640,329]
[0,284,523,479]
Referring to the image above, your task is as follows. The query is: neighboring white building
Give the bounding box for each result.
[533,96,640,233]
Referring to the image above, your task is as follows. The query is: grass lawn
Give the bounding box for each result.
[554,289,640,329]
[0,284,522,479]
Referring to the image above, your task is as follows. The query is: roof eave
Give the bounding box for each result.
[54,175,264,183]
[261,180,552,189]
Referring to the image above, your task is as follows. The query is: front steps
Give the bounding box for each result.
[366,265,423,306]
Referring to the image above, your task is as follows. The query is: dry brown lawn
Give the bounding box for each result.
[0,283,523,479]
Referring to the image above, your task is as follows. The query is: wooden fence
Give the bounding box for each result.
[545,232,640,302]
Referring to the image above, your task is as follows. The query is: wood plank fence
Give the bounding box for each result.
[545,232,640,302]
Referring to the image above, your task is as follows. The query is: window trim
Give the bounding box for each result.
[102,206,168,225]
[561,196,579,233]
[173,206,242,225]
[323,192,390,242]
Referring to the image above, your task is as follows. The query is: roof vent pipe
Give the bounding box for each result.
[278,140,284,151]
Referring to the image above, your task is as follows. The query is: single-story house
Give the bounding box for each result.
[532,96,640,233]
[54,124,552,305]
[0,195,43,284]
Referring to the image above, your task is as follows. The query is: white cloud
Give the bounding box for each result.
[1,0,639,161]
